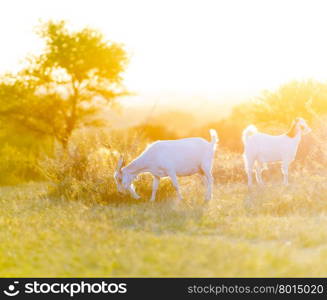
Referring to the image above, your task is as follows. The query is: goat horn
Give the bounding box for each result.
[116,155,125,171]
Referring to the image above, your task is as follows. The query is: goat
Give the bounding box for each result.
[242,117,311,186]
[114,129,219,202]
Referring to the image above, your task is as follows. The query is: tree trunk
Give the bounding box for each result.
[62,78,79,152]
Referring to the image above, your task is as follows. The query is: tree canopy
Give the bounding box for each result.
[0,20,129,148]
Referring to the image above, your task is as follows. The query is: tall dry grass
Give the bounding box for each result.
[39,119,327,207]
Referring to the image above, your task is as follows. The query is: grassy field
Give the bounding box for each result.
[2,173,327,277]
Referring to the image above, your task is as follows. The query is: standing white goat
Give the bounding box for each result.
[114,129,218,202]
[242,118,311,186]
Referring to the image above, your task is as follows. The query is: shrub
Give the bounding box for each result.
[40,128,176,204]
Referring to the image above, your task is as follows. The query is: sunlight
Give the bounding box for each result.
[2,0,327,280]
[1,0,327,103]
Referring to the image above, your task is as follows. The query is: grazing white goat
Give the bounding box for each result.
[114,129,218,202]
[242,117,311,186]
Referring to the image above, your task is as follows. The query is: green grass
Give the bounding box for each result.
[2,177,327,277]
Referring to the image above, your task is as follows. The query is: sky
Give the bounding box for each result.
[1,0,327,107]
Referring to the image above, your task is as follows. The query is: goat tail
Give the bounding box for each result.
[209,129,219,145]
[242,125,258,144]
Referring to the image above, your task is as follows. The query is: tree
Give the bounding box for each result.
[252,80,327,125]
[0,20,128,148]
[198,80,327,153]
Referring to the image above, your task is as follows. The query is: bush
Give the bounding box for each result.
[40,128,176,204]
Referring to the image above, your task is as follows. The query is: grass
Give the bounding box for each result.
[2,174,327,277]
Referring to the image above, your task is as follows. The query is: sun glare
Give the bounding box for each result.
[3,0,327,280]
[1,0,327,104]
